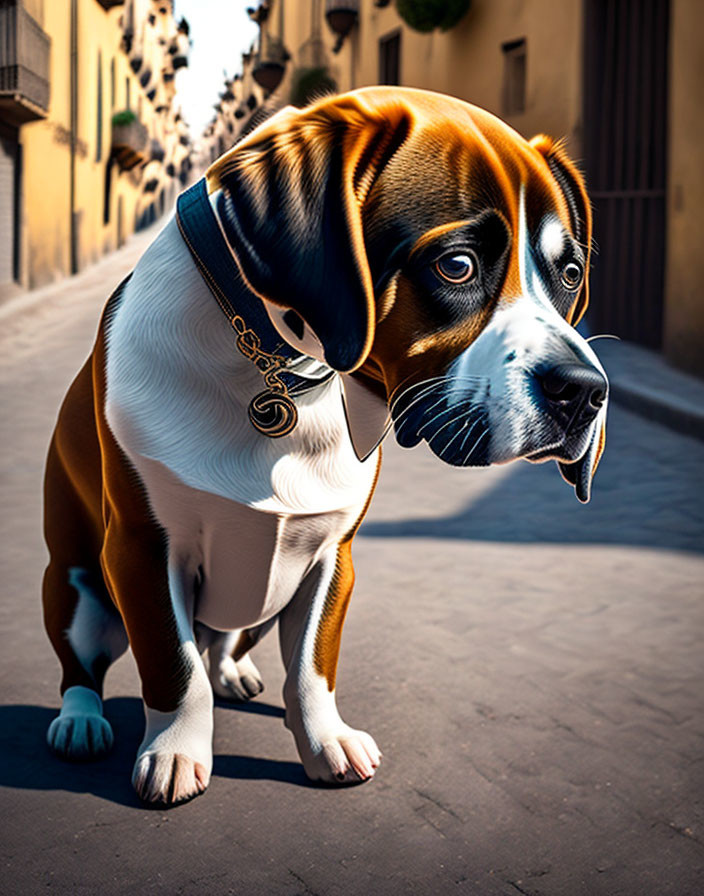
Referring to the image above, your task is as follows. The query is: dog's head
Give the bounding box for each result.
[207,87,608,502]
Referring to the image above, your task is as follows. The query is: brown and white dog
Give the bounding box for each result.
[43,87,608,805]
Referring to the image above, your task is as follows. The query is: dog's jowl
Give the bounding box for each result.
[43,87,608,805]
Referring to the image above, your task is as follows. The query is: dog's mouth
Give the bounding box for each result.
[390,378,492,467]
[523,409,605,503]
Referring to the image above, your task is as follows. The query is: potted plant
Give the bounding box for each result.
[111,109,149,171]
[395,0,470,32]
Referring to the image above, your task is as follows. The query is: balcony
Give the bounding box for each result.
[0,1,51,124]
[111,112,149,171]
[96,0,124,9]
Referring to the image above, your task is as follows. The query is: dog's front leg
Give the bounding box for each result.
[279,542,382,784]
[102,519,213,805]
[133,562,214,805]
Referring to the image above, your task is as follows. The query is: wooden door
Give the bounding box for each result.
[582,0,670,347]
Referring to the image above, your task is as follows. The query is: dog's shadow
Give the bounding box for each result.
[0,698,308,809]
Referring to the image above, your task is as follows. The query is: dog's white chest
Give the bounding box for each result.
[103,220,377,630]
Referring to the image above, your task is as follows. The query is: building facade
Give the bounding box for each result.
[200,0,702,377]
[0,0,192,294]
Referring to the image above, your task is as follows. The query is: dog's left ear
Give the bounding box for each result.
[207,96,412,372]
[530,136,592,325]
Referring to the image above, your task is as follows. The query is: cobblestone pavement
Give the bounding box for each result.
[0,225,703,895]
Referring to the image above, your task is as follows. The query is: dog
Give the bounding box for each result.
[43,87,608,805]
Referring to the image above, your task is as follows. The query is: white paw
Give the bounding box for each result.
[301,726,382,785]
[133,649,213,805]
[132,751,209,805]
[210,653,264,702]
[47,686,113,760]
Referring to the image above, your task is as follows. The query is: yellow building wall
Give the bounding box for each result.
[74,0,118,270]
[18,0,183,289]
[20,0,72,287]
[273,0,583,155]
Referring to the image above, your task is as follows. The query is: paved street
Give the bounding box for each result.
[0,223,703,895]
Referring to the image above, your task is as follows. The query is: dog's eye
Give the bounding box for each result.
[435,253,476,284]
[561,261,583,290]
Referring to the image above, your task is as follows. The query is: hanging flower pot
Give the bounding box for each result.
[325,0,359,37]
[111,110,149,171]
[395,0,470,33]
[252,35,290,92]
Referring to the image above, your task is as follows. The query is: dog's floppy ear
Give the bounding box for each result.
[206,95,412,372]
[530,136,592,325]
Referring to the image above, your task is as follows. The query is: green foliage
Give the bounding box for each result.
[395,0,470,33]
[290,67,338,108]
[111,109,138,127]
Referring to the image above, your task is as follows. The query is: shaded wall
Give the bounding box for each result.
[663,0,704,376]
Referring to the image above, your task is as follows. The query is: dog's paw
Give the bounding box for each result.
[47,686,113,761]
[210,653,264,702]
[301,727,382,785]
[132,751,209,805]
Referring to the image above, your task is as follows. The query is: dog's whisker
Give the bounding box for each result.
[390,378,449,414]
[462,426,490,466]
[585,334,620,343]
[393,387,445,434]
[457,414,484,456]
[391,383,464,420]
[417,401,458,437]
[427,412,468,451]
[392,383,450,428]
[416,391,482,437]
[392,380,486,431]
[389,374,485,413]
[437,412,479,459]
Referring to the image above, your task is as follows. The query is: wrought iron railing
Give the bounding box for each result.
[0,0,51,123]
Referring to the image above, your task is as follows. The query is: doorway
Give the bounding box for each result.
[582,0,670,347]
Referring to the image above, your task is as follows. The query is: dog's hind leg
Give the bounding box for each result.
[197,623,273,702]
[43,381,129,761]
[44,561,128,760]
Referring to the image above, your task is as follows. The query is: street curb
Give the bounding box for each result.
[609,378,704,442]
[596,340,704,444]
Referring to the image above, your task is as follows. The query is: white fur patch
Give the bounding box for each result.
[66,567,128,673]
[540,217,565,261]
[132,641,214,801]
[47,685,114,758]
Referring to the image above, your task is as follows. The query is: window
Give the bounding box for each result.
[502,38,526,115]
[126,76,131,110]
[104,157,113,225]
[379,30,401,86]
[110,57,116,109]
[96,51,103,162]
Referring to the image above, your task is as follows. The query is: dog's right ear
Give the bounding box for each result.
[206,95,412,373]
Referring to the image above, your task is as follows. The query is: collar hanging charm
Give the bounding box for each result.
[231,314,298,438]
[176,178,301,440]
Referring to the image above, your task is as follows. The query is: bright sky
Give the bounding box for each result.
[173,0,259,138]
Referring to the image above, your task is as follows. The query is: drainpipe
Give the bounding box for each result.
[70,0,78,274]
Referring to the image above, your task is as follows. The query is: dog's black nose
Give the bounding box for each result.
[539,362,607,430]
